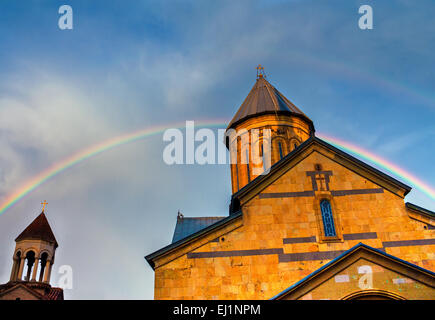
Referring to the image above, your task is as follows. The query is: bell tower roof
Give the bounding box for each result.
[15,212,58,248]
[227,72,314,131]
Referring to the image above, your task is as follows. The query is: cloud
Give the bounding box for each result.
[375,129,435,156]
[0,0,434,299]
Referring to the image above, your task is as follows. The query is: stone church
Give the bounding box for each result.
[0,207,64,300]
[146,70,435,300]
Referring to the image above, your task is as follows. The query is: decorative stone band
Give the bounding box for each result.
[187,248,283,259]
[331,188,384,196]
[283,232,378,244]
[382,238,435,248]
[259,191,315,199]
[343,232,378,240]
[259,188,383,199]
[278,249,349,262]
[187,234,435,261]
[283,236,317,244]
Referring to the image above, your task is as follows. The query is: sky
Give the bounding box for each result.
[0,0,434,299]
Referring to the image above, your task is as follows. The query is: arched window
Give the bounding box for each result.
[24,251,35,281]
[260,142,268,172]
[38,252,48,282]
[320,200,336,237]
[235,137,241,191]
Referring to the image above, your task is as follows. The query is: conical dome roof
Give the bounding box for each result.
[15,212,58,247]
[227,75,314,131]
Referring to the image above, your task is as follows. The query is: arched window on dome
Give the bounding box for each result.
[235,136,241,191]
[320,199,336,237]
[259,141,268,172]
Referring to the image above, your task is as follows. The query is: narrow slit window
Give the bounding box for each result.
[235,163,239,191]
[246,149,250,182]
[278,142,283,159]
[261,144,266,171]
[320,200,336,237]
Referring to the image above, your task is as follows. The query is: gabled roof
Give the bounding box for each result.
[146,135,414,268]
[271,243,435,300]
[0,282,64,300]
[230,135,411,210]
[0,283,44,300]
[227,76,314,131]
[15,212,58,247]
[172,216,226,243]
[406,202,435,218]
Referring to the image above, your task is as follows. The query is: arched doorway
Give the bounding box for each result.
[342,290,406,300]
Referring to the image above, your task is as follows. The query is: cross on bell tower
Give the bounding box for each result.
[256,64,266,79]
[41,200,48,213]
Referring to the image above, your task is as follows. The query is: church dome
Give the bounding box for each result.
[226,75,314,132]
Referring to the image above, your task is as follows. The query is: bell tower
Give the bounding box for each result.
[9,202,58,284]
[0,202,64,300]
[226,66,315,193]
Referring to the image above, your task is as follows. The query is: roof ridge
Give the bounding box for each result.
[181,216,226,219]
[231,135,411,203]
[263,78,280,116]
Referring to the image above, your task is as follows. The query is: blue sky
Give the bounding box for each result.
[0,0,434,299]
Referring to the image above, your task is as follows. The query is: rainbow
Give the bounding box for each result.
[0,121,434,216]
[318,134,435,200]
[0,120,227,216]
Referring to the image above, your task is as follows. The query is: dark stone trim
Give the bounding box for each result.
[259,191,315,199]
[187,238,435,262]
[343,232,377,240]
[283,236,317,244]
[331,188,384,197]
[259,188,384,199]
[306,171,333,191]
[278,250,347,262]
[305,171,333,176]
[187,248,283,259]
[383,239,435,248]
